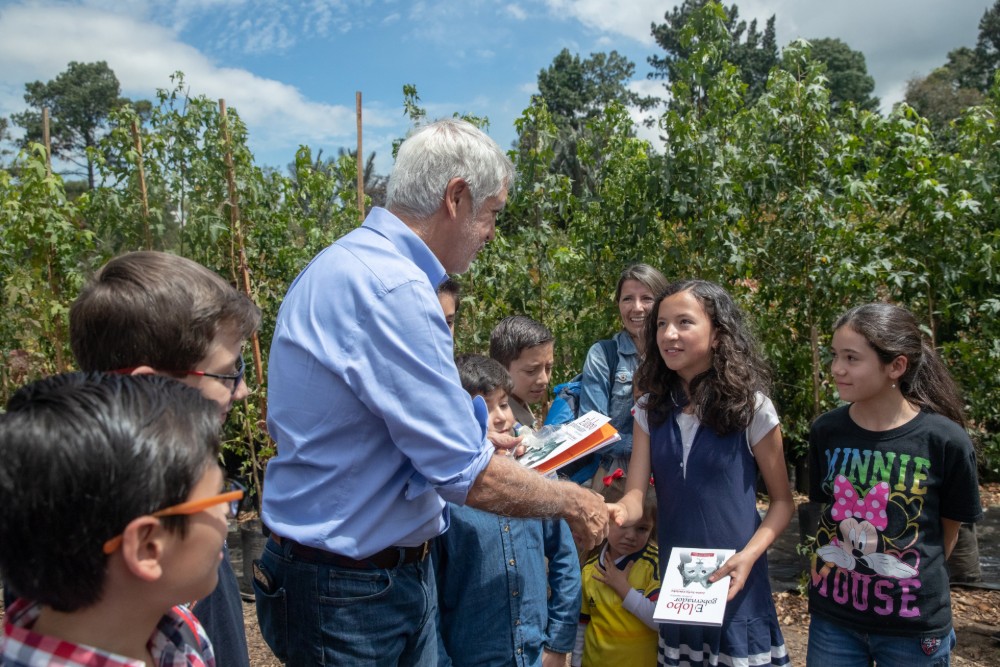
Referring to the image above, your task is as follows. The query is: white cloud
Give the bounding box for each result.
[628,77,665,100]
[505,3,527,20]
[542,0,664,44]
[0,2,395,167]
[736,0,990,110]
[627,78,666,150]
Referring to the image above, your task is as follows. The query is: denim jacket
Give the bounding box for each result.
[579,330,638,468]
[434,505,581,666]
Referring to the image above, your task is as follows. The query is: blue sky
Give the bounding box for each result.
[0,0,992,177]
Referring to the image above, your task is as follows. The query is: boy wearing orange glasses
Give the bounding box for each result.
[0,372,239,666]
[66,250,261,666]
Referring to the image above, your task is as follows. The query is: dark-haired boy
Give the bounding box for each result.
[66,250,261,666]
[0,373,238,665]
[489,315,555,431]
[435,355,580,667]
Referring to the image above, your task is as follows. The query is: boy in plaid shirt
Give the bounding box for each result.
[0,373,240,666]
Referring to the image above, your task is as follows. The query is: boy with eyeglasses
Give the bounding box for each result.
[0,372,239,665]
[64,250,261,666]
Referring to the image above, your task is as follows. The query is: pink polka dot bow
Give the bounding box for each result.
[830,474,890,530]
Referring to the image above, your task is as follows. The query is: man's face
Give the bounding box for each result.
[445,188,507,274]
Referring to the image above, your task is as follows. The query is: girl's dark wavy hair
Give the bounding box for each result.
[835,303,966,427]
[635,280,771,434]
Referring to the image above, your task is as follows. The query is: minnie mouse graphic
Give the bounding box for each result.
[816,475,918,579]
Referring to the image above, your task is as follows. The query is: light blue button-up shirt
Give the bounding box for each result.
[261,207,494,558]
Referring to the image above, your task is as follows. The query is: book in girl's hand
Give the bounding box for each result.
[515,410,619,475]
[653,547,737,626]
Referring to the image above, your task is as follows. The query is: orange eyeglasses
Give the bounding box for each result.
[102,480,245,555]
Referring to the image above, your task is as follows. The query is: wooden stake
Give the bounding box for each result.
[356,91,364,220]
[42,107,51,176]
[131,119,152,250]
[219,99,269,511]
[40,106,66,370]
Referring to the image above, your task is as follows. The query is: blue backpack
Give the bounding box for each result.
[544,338,619,426]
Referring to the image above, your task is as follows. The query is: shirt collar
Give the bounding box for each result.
[615,330,639,355]
[2,599,204,667]
[363,207,448,289]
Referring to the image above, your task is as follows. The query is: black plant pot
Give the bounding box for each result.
[239,517,269,598]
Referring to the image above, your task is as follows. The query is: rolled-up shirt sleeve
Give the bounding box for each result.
[351,278,493,503]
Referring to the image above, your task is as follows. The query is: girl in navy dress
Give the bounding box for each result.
[610,279,793,667]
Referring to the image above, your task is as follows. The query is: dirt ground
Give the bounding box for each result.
[2,485,996,665]
[242,483,1000,666]
[241,588,1000,666]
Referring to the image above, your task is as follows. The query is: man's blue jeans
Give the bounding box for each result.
[254,537,438,666]
[807,613,956,667]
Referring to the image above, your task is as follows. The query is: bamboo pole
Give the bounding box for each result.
[219,99,268,512]
[131,119,152,250]
[356,91,364,220]
[40,106,66,371]
[42,107,51,176]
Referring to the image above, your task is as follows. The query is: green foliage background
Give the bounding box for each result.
[3,5,999,492]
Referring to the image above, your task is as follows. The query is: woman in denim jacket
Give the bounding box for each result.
[578,264,667,479]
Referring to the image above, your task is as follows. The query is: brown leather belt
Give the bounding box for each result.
[270,534,431,569]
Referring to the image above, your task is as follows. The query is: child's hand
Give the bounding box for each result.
[541,649,567,667]
[708,550,755,601]
[594,557,634,600]
[606,501,629,527]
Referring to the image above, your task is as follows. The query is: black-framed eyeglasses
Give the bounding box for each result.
[112,356,246,397]
[184,356,246,397]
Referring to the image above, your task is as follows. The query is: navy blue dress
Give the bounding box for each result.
[649,407,789,667]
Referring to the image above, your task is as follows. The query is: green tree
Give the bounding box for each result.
[904,66,984,136]
[11,61,131,190]
[335,148,387,211]
[973,0,1000,91]
[538,48,656,124]
[531,49,656,199]
[806,38,879,111]
[649,0,777,105]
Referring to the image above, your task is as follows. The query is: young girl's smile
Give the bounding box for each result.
[830,326,896,404]
[656,290,716,384]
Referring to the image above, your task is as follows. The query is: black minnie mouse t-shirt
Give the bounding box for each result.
[807,406,982,638]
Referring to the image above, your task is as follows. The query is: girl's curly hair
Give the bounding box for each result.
[635,280,771,434]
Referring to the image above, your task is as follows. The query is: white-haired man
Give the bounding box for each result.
[257,119,609,666]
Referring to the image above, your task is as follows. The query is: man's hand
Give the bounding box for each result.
[563,484,609,552]
[488,431,524,457]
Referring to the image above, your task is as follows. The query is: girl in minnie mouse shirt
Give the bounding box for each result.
[807,304,983,667]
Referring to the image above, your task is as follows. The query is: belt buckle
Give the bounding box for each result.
[419,540,429,561]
